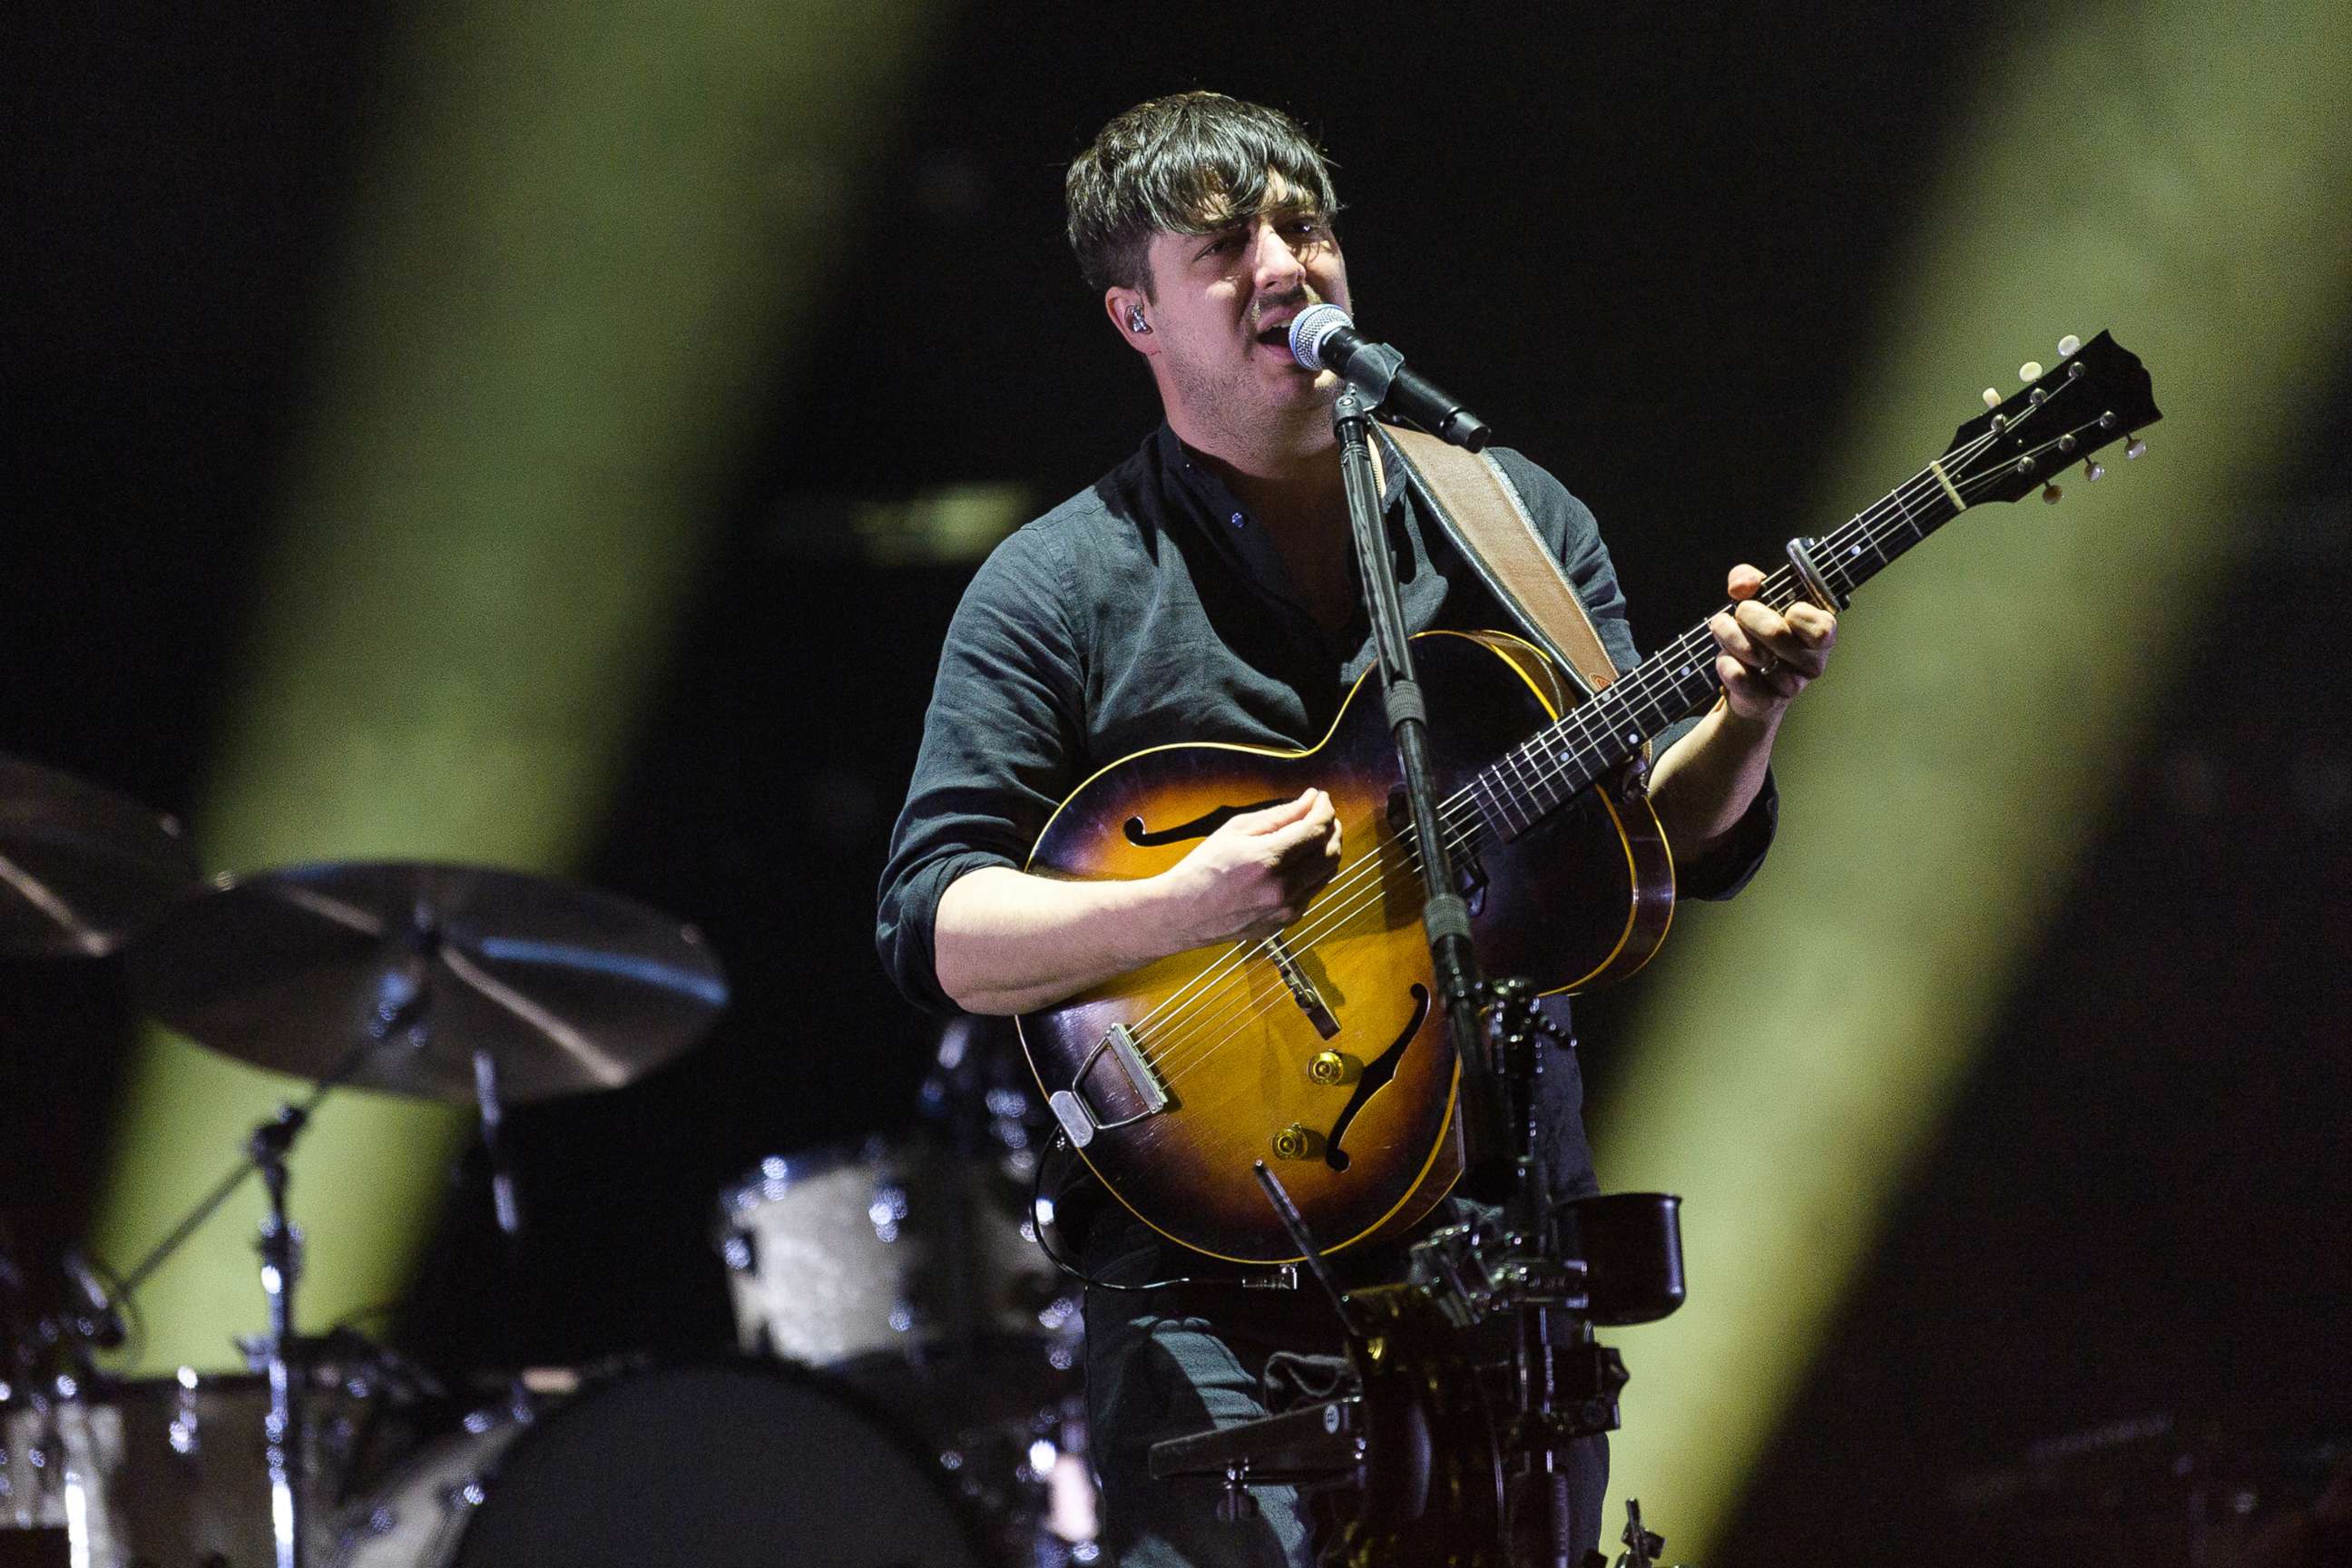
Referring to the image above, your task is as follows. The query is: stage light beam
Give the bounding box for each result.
[88,0,950,1376]
[1597,3,2352,1553]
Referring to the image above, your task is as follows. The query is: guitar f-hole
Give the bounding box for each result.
[1124,798,1289,848]
[1322,984,1430,1172]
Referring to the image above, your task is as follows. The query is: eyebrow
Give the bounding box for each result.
[1187,202,1331,249]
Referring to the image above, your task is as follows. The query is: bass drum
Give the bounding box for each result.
[328,1361,983,1568]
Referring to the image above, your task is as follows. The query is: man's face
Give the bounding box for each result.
[1130,183,1351,452]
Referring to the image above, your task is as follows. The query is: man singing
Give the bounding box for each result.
[878,92,1834,1566]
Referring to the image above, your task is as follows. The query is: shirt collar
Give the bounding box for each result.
[1152,420,1411,524]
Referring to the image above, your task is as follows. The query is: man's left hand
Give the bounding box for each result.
[1708,564,1836,720]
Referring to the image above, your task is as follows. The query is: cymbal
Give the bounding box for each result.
[1,752,203,958]
[125,861,729,1102]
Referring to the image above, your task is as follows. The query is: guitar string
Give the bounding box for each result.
[1129,456,1978,1084]
[1124,425,2035,1086]
[1124,412,2089,1089]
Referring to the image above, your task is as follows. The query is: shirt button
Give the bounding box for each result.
[1230,512,1247,528]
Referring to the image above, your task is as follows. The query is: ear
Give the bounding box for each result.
[1103,287,1157,358]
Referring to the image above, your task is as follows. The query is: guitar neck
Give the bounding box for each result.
[1468,461,1966,842]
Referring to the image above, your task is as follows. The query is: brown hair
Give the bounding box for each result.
[1065,92,1341,298]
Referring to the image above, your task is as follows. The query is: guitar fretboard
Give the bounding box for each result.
[1465,464,1965,843]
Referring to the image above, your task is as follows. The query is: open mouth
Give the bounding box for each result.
[1255,323,1296,353]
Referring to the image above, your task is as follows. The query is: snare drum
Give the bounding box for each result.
[5,1365,409,1568]
[328,1360,983,1568]
[717,1138,1062,1367]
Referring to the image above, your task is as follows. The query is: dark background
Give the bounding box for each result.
[5,4,2346,1562]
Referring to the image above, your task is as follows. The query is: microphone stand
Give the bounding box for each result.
[1328,390,1592,1564]
[1328,385,1510,1193]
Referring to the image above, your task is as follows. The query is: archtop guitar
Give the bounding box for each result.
[1019,333,2161,1263]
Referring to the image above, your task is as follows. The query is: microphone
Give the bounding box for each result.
[1288,304,1492,452]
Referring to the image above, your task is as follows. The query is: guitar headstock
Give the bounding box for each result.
[1941,331,2161,506]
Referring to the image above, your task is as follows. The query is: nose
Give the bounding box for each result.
[1251,222,1307,295]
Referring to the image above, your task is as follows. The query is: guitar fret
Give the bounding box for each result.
[1825,552,1859,604]
[1524,738,1562,808]
[1471,768,1509,839]
[1503,757,1535,833]
[1518,740,1552,805]
[1485,764,1526,837]
[1887,482,1927,543]
[1851,534,1883,565]
[1527,745,1555,806]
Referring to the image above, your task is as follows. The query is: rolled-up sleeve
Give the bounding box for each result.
[876,523,1087,1014]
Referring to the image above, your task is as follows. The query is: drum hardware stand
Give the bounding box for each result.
[250,1094,310,1568]
[102,958,436,1568]
[922,1016,985,1360]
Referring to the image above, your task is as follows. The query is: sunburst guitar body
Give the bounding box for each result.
[1016,631,1671,1264]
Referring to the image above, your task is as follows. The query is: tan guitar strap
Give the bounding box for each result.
[1379,426,1624,704]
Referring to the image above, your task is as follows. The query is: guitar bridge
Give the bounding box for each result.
[1046,1023,1169,1149]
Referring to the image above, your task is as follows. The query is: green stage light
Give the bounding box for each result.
[1597,3,2352,1552]
[89,0,949,1375]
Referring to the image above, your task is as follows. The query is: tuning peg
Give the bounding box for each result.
[1982,387,2002,409]
[2058,333,2082,358]
[2041,482,2063,504]
[2125,436,2148,460]
[2019,361,2043,383]
[2083,459,2105,482]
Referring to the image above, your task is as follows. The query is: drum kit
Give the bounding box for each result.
[0,753,1097,1568]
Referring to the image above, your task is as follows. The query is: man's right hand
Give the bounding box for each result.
[932,788,1344,1015]
[1156,788,1344,946]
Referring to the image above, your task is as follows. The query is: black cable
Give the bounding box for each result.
[1026,1130,1220,1294]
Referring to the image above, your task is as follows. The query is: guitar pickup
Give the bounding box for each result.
[1047,1023,1169,1149]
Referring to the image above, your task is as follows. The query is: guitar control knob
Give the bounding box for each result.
[2058,333,2082,358]
[1307,1051,1351,1086]
[1271,1123,1315,1161]
[2042,483,2063,504]
[2083,459,2105,483]
[2126,436,2148,460]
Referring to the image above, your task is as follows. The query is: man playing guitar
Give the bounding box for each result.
[877,92,1834,1566]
